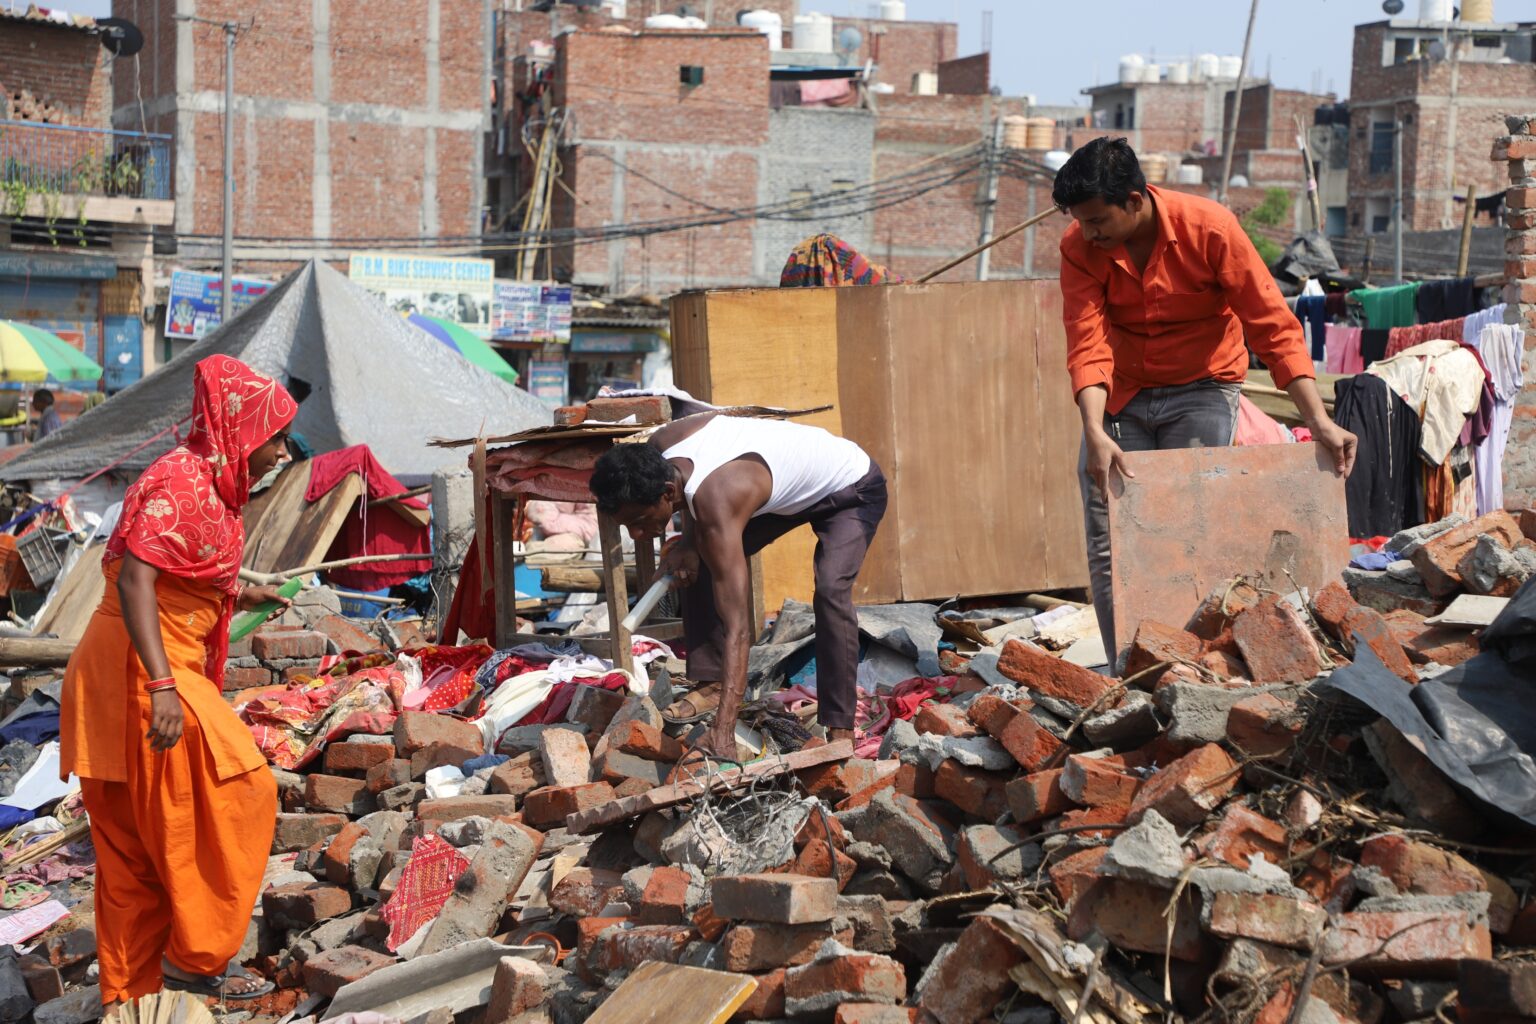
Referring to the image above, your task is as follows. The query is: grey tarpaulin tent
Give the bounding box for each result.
[0,260,552,482]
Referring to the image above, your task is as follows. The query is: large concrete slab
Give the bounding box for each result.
[1107,443,1350,662]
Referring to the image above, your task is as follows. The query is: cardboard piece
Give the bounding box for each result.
[1106,443,1350,662]
[1425,593,1510,629]
[586,961,758,1024]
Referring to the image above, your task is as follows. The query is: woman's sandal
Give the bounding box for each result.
[661,681,724,725]
[162,961,274,1001]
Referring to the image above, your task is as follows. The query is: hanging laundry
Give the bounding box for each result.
[1333,374,1424,537]
[1233,396,1294,446]
[1425,445,1477,521]
[1367,339,1488,465]
[1415,277,1476,322]
[1469,323,1526,514]
[1461,303,1508,343]
[1292,294,1328,361]
[1349,282,1420,329]
[1385,317,1466,359]
[1360,328,1391,367]
[1324,291,1349,319]
[1324,324,1363,375]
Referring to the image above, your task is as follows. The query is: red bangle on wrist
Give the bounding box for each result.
[146,677,176,692]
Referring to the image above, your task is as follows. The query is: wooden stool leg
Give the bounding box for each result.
[492,494,519,648]
[598,511,633,669]
[635,533,657,593]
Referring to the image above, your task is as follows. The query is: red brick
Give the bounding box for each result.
[272,812,348,853]
[1128,743,1239,828]
[731,968,785,1021]
[312,614,383,655]
[692,903,730,943]
[833,1002,916,1023]
[365,758,412,795]
[487,751,546,796]
[965,693,1022,738]
[784,953,905,1015]
[1055,804,1131,840]
[917,917,1025,1024]
[322,822,369,886]
[1321,908,1492,977]
[325,741,395,776]
[788,837,858,891]
[712,873,838,925]
[417,794,519,824]
[305,774,375,816]
[719,921,853,972]
[251,629,329,661]
[301,945,393,998]
[1231,596,1326,684]
[1520,508,1536,543]
[585,394,671,424]
[223,665,275,690]
[932,760,1009,820]
[521,782,614,829]
[393,711,484,758]
[262,882,352,928]
[550,867,626,919]
[1186,580,1264,639]
[1069,877,1206,960]
[1411,511,1525,597]
[997,639,1121,710]
[1060,754,1140,808]
[1407,625,1481,666]
[539,727,593,789]
[1225,693,1304,758]
[912,702,978,738]
[485,956,547,1022]
[1005,768,1073,824]
[637,866,692,925]
[1312,582,1417,682]
[574,916,628,964]
[996,711,1065,771]
[1207,891,1327,950]
[1359,834,1517,933]
[894,762,937,799]
[586,923,693,975]
[1199,803,1290,870]
[1124,620,1203,685]
[614,720,685,762]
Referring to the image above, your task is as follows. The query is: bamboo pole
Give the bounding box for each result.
[916,207,1059,284]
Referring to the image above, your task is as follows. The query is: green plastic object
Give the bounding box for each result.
[229,576,304,642]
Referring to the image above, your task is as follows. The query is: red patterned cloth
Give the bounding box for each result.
[104,355,296,685]
[381,834,470,951]
[401,644,495,712]
[779,234,902,288]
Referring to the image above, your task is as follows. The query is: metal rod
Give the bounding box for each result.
[620,573,675,633]
[222,21,236,323]
[1394,118,1404,283]
[1217,0,1260,205]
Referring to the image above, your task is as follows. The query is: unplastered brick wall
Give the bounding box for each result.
[1495,114,1536,508]
[0,19,111,126]
[833,18,956,95]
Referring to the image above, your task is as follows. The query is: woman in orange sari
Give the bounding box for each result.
[61,355,298,1013]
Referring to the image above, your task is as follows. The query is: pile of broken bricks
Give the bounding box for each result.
[212,553,1536,1024]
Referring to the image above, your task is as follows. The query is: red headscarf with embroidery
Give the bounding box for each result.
[105,355,298,686]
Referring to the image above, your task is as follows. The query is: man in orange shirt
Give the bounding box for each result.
[1054,137,1357,657]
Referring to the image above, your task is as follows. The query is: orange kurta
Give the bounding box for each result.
[61,563,276,1004]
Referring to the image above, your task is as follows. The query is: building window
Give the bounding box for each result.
[788,187,814,219]
[1114,104,1124,129]
[1369,122,1394,175]
[1326,206,1347,237]
[1391,37,1419,65]
[1127,105,1135,130]
[1366,197,1392,235]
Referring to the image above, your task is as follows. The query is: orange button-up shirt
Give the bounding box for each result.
[1059,184,1315,414]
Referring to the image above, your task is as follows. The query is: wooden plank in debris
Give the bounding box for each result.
[566,739,854,834]
[585,961,757,1024]
[0,637,76,667]
[243,461,367,575]
[32,543,106,641]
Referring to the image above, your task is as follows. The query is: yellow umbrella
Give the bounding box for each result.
[0,322,51,383]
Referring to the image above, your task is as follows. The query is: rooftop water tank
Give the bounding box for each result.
[600,0,627,16]
[1176,163,1204,185]
[1002,115,1031,150]
[740,9,783,50]
[1218,54,1243,79]
[1142,62,1162,83]
[1043,150,1071,172]
[1140,153,1170,182]
[793,12,835,52]
[1460,0,1493,21]
[645,13,688,28]
[1166,61,1190,84]
[1119,54,1145,84]
[1196,53,1221,80]
[879,0,907,20]
[1419,0,1454,21]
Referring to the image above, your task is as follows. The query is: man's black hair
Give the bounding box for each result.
[31,388,54,407]
[1052,136,1147,211]
[590,443,673,515]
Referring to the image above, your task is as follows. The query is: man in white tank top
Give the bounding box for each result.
[590,413,887,758]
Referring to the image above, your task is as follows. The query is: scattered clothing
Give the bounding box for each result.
[1469,323,1526,514]
[1462,303,1508,345]
[1367,339,1487,465]
[1385,317,1466,360]
[1324,324,1364,375]
[1350,550,1400,571]
[1350,282,1420,329]
[1233,395,1294,446]
[780,234,901,287]
[1332,374,1424,537]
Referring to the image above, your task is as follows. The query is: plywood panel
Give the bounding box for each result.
[1107,443,1351,660]
[836,285,901,604]
[33,544,106,641]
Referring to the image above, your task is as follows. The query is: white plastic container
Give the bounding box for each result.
[1142,62,1162,83]
[1176,163,1204,185]
[1218,54,1243,79]
[645,13,687,28]
[1119,54,1144,84]
[1043,150,1071,172]
[879,0,907,20]
[1166,61,1190,84]
[740,9,783,49]
[911,70,938,95]
[1419,0,1454,21]
[1196,53,1221,80]
[793,12,834,52]
[1460,0,1493,21]
[600,0,627,16]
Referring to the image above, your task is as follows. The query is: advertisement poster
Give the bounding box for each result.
[164,270,272,340]
[491,281,572,343]
[526,359,568,410]
[348,253,495,338]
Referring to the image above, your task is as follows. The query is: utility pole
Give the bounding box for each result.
[1217,0,1260,205]
[176,15,241,323]
[1394,118,1404,283]
[976,117,1004,281]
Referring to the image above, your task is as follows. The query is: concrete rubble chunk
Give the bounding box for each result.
[415,822,539,958]
[1100,809,1186,886]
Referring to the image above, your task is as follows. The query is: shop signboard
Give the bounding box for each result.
[491,281,572,343]
[164,269,273,340]
[348,253,494,338]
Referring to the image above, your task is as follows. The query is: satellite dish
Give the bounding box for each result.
[838,27,863,53]
[96,17,144,56]
[1427,39,1447,60]
[1382,0,1405,14]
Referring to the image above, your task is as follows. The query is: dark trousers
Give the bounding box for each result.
[682,463,888,730]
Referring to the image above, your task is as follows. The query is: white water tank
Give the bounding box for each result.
[793,12,835,52]
[1044,150,1071,172]
[1166,61,1190,84]
[1460,0,1494,21]
[879,0,907,20]
[600,0,627,16]
[911,70,938,95]
[1196,53,1221,80]
[1142,62,1162,83]
[1176,163,1204,185]
[741,9,783,49]
[1218,54,1243,79]
[1419,0,1454,21]
[1119,54,1145,84]
[645,13,691,28]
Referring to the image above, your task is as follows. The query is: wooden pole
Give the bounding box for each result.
[1456,190,1477,278]
[238,551,430,586]
[917,206,1058,284]
[1217,0,1261,205]
[1294,114,1324,231]
[0,637,75,667]
[1362,237,1375,285]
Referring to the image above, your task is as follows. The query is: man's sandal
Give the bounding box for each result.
[662,681,724,725]
[162,962,274,1001]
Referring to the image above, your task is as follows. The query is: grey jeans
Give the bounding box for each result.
[1079,380,1241,663]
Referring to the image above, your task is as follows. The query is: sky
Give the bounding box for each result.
[55,0,1533,106]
